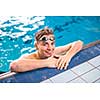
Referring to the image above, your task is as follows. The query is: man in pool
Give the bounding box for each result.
[10,27,83,72]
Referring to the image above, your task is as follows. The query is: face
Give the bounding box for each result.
[35,35,55,58]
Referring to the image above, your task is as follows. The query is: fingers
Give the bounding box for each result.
[56,57,61,69]
[60,61,69,70]
[56,58,69,70]
[64,62,69,70]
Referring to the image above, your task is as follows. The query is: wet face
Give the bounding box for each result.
[36,35,55,58]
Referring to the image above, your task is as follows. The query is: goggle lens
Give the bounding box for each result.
[39,36,55,42]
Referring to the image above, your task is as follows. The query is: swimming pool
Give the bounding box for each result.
[0,16,100,72]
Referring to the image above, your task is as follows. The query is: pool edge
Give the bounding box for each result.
[0,40,100,80]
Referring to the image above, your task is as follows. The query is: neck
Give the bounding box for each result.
[36,52,48,59]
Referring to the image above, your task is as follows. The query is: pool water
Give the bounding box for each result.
[0,16,100,72]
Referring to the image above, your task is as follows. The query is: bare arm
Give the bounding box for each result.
[10,56,57,72]
[55,40,83,70]
[64,40,83,58]
[54,43,72,55]
[55,40,83,55]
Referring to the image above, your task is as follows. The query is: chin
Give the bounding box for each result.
[43,51,54,58]
[45,54,52,58]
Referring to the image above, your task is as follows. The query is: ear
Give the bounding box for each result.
[34,41,38,50]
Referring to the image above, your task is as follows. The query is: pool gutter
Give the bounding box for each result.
[0,40,100,80]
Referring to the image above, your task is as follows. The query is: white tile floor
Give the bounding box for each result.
[49,70,77,83]
[41,55,100,83]
[97,66,100,70]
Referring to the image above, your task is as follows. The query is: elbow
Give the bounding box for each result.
[10,60,21,72]
[74,40,83,51]
[77,40,83,50]
[10,60,32,72]
[77,40,83,44]
[10,61,17,72]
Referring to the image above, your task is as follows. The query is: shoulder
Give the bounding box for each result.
[19,52,36,59]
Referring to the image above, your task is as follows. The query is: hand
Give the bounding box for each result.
[55,55,71,70]
[47,55,58,68]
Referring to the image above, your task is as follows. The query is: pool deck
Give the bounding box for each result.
[0,41,100,83]
[41,55,100,83]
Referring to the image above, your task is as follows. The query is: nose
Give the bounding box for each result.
[47,43,52,50]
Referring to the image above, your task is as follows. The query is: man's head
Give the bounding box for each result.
[34,27,55,58]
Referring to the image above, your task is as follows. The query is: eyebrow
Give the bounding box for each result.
[41,41,55,45]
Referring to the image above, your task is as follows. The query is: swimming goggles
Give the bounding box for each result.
[39,36,55,42]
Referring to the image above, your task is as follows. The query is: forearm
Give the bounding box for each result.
[10,59,49,72]
[65,40,83,59]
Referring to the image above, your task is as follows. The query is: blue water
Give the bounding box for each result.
[0,16,100,72]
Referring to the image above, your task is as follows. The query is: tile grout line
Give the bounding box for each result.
[49,78,54,83]
[66,76,80,83]
[69,60,100,83]
[68,55,100,83]
[48,69,80,83]
[92,77,100,83]
[45,59,99,83]
[87,61,100,71]
[87,60,100,68]
[43,56,100,83]
[41,78,53,83]
[97,65,100,70]
[70,69,88,83]
[71,67,96,77]
[1,41,100,82]
[70,62,96,76]
[66,76,88,83]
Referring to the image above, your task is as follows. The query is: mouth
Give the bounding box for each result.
[45,51,53,56]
